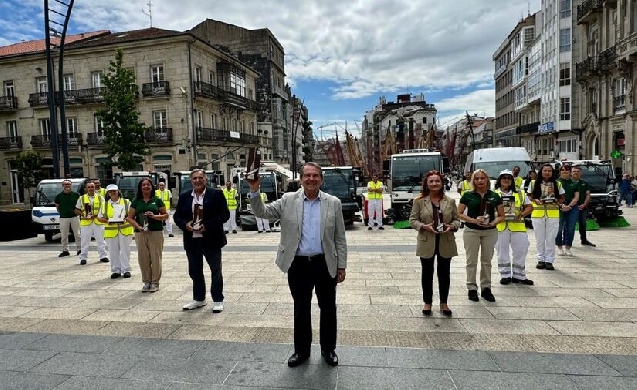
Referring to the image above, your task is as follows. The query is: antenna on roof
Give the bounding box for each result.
[528,1,531,16]
[142,0,152,28]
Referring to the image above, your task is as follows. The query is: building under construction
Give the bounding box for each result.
[361,94,438,176]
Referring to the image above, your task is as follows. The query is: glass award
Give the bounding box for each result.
[436,209,445,232]
[244,147,261,181]
[140,214,149,231]
[108,203,125,223]
[478,199,490,226]
[84,203,92,218]
[191,204,204,231]
[501,195,517,221]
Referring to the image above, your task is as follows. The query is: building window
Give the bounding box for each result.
[559,63,570,86]
[153,154,172,161]
[196,110,203,128]
[66,117,78,139]
[195,66,202,83]
[63,74,75,91]
[560,98,570,120]
[153,110,167,129]
[560,0,571,18]
[91,71,103,88]
[36,77,48,93]
[210,113,216,128]
[209,71,215,85]
[230,71,246,97]
[4,80,14,97]
[423,117,427,124]
[6,121,18,140]
[95,116,105,136]
[197,153,206,161]
[39,118,51,139]
[559,28,571,52]
[150,65,164,83]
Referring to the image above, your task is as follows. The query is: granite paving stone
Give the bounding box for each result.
[121,356,236,384]
[385,348,499,371]
[0,370,70,390]
[336,366,455,390]
[53,376,168,390]
[488,351,621,376]
[568,375,637,390]
[225,361,338,389]
[0,348,57,371]
[24,333,123,353]
[596,354,637,377]
[30,351,141,378]
[449,370,579,390]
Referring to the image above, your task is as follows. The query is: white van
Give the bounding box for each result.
[464,147,533,186]
[31,178,91,241]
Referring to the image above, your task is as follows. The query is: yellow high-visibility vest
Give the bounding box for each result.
[79,194,103,226]
[260,192,268,203]
[155,189,171,206]
[529,180,562,218]
[367,181,383,200]
[495,189,526,232]
[223,188,237,210]
[460,180,472,196]
[97,188,106,198]
[103,198,134,238]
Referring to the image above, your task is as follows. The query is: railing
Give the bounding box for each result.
[193,81,259,111]
[0,96,18,110]
[141,81,170,97]
[0,136,23,150]
[75,87,107,103]
[614,95,626,113]
[240,133,259,145]
[31,133,83,148]
[617,32,637,59]
[144,127,173,143]
[196,127,234,143]
[577,0,602,23]
[576,56,600,80]
[28,92,48,106]
[86,133,106,146]
[598,45,617,70]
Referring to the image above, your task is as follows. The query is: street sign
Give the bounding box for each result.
[611,150,622,159]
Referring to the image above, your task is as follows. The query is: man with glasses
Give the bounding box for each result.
[55,180,81,257]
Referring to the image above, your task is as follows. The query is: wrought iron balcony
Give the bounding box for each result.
[31,133,83,148]
[86,133,107,146]
[516,121,540,135]
[240,133,259,145]
[144,127,173,143]
[576,56,600,81]
[28,92,49,107]
[75,87,107,103]
[193,81,259,111]
[598,45,617,71]
[196,127,232,143]
[0,96,18,111]
[617,32,637,59]
[194,81,223,100]
[0,136,23,150]
[577,0,602,24]
[603,0,617,7]
[141,81,170,97]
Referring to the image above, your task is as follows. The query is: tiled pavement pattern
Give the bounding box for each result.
[0,192,635,388]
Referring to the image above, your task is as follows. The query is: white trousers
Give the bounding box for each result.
[496,230,530,279]
[107,234,132,274]
[59,217,80,252]
[224,209,238,232]
[79,224,108,261]
[164,210,173,234]
[256,217,271,232]
[368,199,383,227]
[531,217,559,264]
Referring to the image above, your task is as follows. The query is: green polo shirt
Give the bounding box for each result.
[130,197,165,232]
[55,191,80,218]
[557,178,579,204]
[573,179,590,205]
[460,190,503,230]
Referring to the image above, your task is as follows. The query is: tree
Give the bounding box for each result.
[302,120,314,163]
[15,151,46,202]
[96,49,150,171]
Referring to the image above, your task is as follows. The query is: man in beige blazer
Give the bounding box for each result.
[248,162,347,368]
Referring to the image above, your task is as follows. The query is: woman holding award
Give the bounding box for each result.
[528,164,565,270]
[457,169,505,303]
[98,185,134,279]
[494,170,534,286]
[409,170,461,317]
[127,178,168,293]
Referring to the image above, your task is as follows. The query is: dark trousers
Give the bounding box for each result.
[578,207,588,243]
[421,255,451,304]
[287,255,337,356]
[186,240,223,302]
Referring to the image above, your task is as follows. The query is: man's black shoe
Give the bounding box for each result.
[232,230,237,234]
[545,263,555,271]
[518,278,534,285]
[321,350,338,367]
[500,277,512,285]
[536,261,546,269]
[77,250,81,256]
[224,231,229,234]
[80,259,87,265]
[468,290,479,302]
[378,226,385,230]
[368,227,373,230]
[481,288,496,302]
[582,241,596,247]
[123,272,131,278]
[257,231,263,233]
[58,251,70,258]
[99,257,109,263]
[287,353,310,368]
[111,273,121,279]
[168,234,174,238]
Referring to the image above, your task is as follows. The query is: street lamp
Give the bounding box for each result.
[289,98,302,180]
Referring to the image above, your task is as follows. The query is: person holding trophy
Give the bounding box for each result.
[457,169,504,303]
[409,170,461,317]
[494,170,534,286]
[74,181,109,265]
[127,178,168,293]
[97,185,134,279]
[528,164,565,270]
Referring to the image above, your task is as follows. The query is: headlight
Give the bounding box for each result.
[32,210,44,218]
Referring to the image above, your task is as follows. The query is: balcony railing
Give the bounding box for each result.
[617,32,637,59]
[516,121,540,135]
[0,136,23,150]
[75,87,107,103]
[28,92,48,107]
[86,133,106,146]
[598,45,617,70]
[614,95,626,113]
[193,81,259,111]
[0,96,18,110]
[28,86,116,107]
[196,127,235,143]
[240,133,259,145]
[144,127,173,143]
[577,0,602,24]
[576,56,600,81]
[31,133,83,148]
[141,81,170,97]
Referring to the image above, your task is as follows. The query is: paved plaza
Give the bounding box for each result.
[0,193,636,388]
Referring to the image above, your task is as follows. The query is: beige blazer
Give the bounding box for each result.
[409,195,461,259]
[250,189,347,278]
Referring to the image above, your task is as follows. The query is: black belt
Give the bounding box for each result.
[294,254,325,262]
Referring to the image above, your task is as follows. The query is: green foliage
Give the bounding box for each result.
[95,49,150,171]
[15,151,46,200]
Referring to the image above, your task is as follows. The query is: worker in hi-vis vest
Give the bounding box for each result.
[98,184,134,279]
[93,178,107,199]
[457,171,473,196]
[74,180,109,265]
[222,181,238,234]
[512,166,524,190]
[256,192,272,233]
[367,173,384,230]
[155,181,174,237]
[494,170,534,286]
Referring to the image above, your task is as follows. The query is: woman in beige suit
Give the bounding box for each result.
[409,170,461,317]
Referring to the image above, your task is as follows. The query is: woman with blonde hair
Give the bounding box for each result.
[457,169,505,303]
[409,170,461,317]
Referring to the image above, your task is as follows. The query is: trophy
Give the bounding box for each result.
[191,203,204,231]
[84,203,92,219]
[108,203,126,223]
[541,184,556,204]
[501,195,517,221]
[478,200,490,226]
[436,209,445,232]
[244,147,261,181]
[139,214,150,231]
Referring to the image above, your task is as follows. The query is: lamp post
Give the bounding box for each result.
[289,98,302,180]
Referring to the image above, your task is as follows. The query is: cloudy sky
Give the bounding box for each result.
[1,0,540,137]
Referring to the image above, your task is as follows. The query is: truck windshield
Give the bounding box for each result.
[180,173,218,193]
[472,161,531,179]
[576,164,613,193]
[35,182,82,206]
[392,155,441,190]
[321,169,352,199]
[240,173,275,194]
[117,176,150,200]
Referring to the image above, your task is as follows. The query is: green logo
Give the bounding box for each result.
[611,150,622,159]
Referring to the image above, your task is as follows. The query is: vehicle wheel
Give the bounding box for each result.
[44,232,54,242]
